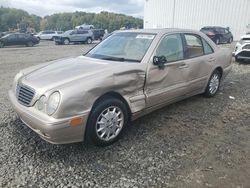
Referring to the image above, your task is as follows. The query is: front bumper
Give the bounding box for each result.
[9,90,89,144]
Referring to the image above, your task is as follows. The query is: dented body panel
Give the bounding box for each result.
[9,28,232,144]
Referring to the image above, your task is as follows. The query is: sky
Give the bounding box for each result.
[0,0,145,18]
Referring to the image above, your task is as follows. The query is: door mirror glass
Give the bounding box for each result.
[153,56,167,69]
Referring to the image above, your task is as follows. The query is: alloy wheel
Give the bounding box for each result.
[95,106,124,141]
[209,74,220,95]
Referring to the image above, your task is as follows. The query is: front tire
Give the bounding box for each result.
[86,97,128,146]
[0,42,4,48]
[203,70,221,97]
[228,37,233,43]
[215,37,220,45]
[86,37,92,44]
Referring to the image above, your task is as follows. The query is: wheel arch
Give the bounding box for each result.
[90,91,132,121]
[84,91,132,143]
[64,37,70,41]
[214,66,223,78]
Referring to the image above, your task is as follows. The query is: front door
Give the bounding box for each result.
[145,33,189,107]
[6,34,18,46]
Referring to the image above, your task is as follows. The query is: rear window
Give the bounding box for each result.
[202,38,214,54]
[201,28,212,31]
[184,34,204,58]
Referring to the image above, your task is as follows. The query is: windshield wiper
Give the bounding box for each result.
[102,56,140,62]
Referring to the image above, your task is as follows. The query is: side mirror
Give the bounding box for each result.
[153,56,166,69]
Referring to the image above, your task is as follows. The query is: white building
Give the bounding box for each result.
[144,0,250,40]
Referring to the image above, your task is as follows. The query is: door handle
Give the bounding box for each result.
[179,63,189,69]
[209,57,216,62]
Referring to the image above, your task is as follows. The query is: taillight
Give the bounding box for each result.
[207,31,215,36]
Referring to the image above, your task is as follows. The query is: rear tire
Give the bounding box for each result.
[86,97,128,146]
[235,55,242,63]
[203,70,221,97]
[63,38,70,45]
[26,41,34,47]
[215,37,220,45]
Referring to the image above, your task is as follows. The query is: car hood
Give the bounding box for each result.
[21,56,122,92]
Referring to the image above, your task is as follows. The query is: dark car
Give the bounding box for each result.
[54,29,94,45]
[0,33,39,48]
[200,26,233,45]
[92,29,105,40]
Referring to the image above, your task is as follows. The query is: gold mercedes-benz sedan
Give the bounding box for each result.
[9,29,232,146]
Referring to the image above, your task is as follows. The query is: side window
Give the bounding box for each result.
[8,34,17,39]
[184,34,204,58]
[77,30,88,34]
[18,34,25,39]
[155,34,184,62]
[202,38,214,55]
[71,31,77,35]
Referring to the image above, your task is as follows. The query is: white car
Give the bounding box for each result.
[233,34,250,62]
[35,31,63,41]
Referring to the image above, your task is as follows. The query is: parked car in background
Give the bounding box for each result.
[54,29,94,45]
[9,29,232,146]
[75,24,94,30]
[35,30,63,41]
[233,34,250,62]
[200,26,233,45]
[0,33,39,48]
[92,29,105,40]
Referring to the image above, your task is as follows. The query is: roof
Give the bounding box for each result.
[117,28,199,35]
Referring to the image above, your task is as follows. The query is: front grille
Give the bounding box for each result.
[16,84,35,106]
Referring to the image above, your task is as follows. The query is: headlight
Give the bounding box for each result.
[46,92,60,115]
[36,95,46,112]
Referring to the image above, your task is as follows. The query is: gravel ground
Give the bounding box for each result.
[0,41,249,188]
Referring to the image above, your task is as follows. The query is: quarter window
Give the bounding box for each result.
[202,38,214,55]
[184,34,204,58]
[155,34,184,62]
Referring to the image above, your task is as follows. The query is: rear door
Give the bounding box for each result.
[76,30,88,41]
[182,34,215,93]
[145,33,189,107]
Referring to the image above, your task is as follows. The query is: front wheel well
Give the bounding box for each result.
[91,92,131,121]
[215,67,223,78]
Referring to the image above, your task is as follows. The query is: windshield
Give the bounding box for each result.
[86,32,155,62]
[63,30,73,35]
